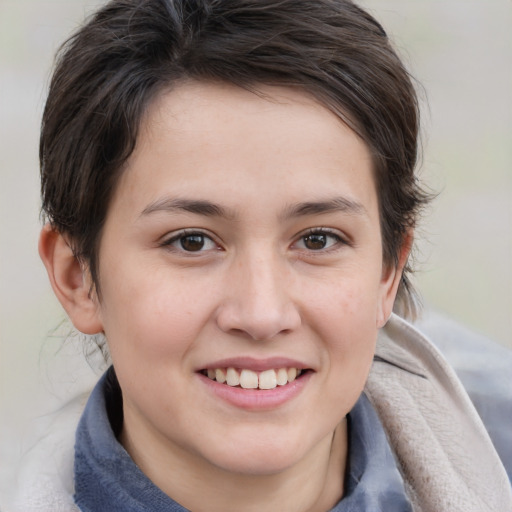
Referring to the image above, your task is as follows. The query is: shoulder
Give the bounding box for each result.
[415,310,512,476]
[8,393,86,512]
[365,313,512,512]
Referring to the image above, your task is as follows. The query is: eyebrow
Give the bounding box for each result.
[140,197,236,219]
[140,195,366,221]
[281,197,367,219]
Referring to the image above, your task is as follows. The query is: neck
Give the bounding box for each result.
[121,420,348,512]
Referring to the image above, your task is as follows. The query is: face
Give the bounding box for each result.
[91,82,401,480]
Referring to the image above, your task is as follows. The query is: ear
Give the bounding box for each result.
[376,230,414,328]
[39,224,103,334]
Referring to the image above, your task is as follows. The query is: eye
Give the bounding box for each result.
[294,229,345,251]
[162,231,218,252]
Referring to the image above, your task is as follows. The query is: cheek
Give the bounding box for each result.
[320,293,378,374]
[98,261,214,362]
[319,312,377,420]
[307,273,380,394]
[306,267,382,332]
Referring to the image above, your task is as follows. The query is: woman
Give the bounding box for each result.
[13,0,512,510]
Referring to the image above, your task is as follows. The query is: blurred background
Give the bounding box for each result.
[1,0,511,503]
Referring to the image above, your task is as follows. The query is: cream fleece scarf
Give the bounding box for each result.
[8,314,512,511]
[365,314,512,512]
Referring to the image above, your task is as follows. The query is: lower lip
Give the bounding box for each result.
[197,372,312,411]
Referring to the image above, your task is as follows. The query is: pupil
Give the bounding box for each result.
[180,235,204,251]
[305,234,326,250]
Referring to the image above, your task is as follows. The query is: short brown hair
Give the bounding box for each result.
[40,0,430,315]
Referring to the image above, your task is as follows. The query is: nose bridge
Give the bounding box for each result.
[216,244,300,340]
[245,248,283,311]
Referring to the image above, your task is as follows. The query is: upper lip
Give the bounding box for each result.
[198,356,311,372]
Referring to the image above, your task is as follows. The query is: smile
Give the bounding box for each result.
[201,367,305,390]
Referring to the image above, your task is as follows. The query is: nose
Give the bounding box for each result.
[215,251,301,341]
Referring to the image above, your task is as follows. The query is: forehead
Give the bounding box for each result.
[112,81,377,219]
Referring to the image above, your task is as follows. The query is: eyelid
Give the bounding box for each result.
[292,227,350,251]
[159,228,222,252]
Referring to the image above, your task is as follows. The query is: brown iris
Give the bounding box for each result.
[180,234,205,251]
[303,233,328,250]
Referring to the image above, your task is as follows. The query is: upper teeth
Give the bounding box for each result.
[206,367,302,390]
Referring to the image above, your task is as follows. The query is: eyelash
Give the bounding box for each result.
[293,228,348,253]
[160,227,348,255]
[160,229,220,253]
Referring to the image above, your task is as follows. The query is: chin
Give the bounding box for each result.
[213,452,300,477]
[201,429,316,477]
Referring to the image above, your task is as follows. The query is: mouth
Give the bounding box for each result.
[199,367,309,390]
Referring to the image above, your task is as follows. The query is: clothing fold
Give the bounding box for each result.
[7,314,512,511]
[365,314,512,512]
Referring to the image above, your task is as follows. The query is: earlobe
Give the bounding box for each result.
[376,230,414,328]
[38,224,103,334]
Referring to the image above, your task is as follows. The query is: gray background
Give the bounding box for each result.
[1,0,511,502]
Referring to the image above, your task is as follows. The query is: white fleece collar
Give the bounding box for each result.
[7,314,512,511]
[365,313,512,512]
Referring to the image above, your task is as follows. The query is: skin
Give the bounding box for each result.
[40,81,408,512]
